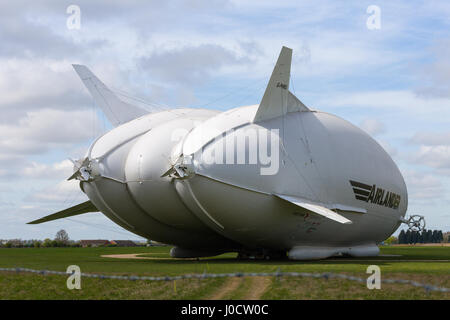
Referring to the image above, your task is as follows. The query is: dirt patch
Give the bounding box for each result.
[101,253,154,260]
[244,276,272,300]
[100,253,196,260]
[208,277,244,300]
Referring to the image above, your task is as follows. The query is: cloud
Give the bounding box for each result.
[0,16,82,59]
[378,140,397,158]
[410,131,450,146]
[403,169,445,202]
[319,90,450,113]
[27,179,85,203]
[0,108,99,180]
[359,119,386,136]
[139,44,251,85]
[138,43,254,106]
[21,159,73,180]
[408,131,450,174]
[415,40,450,98]
[414,145,450,171]
[0,108,99,157]
[0,59,91,120]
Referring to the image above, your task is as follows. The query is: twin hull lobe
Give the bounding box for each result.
[80,107,408,255]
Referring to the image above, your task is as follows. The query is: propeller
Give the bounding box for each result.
[68,157,101,182]
[406,215,426,232]
[160,154,195,179]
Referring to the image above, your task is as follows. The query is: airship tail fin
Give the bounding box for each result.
[27,200,98,224]
[254,46,309,123]
[275,194,353,224]
[72,64,148,127]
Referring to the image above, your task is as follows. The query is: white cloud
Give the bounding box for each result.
[408,131,450,174]
[410,131,450,146]
[27,179,86,203]
[414,145,450,170]
[403,169,445,202]
[139,44,252,85]
[319,90,450,113]
[359,118,386,136]
[22,159,73,180]
[415,40,450,98]
[0,59,87,112]
[0,108,99,156]
[378,140,398,158]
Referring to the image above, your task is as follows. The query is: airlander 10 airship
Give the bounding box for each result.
[29,46,410,260]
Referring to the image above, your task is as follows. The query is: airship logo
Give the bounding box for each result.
[276,81,288,89]
[349,180,401,210]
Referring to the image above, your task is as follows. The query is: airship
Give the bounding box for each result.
[29,46,408,260]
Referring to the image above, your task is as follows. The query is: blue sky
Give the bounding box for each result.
[0,0,449,241]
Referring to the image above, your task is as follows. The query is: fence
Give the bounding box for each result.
[0,267,448,293]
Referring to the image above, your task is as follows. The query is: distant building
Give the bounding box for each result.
[110,240,137,247]
[79,240,110,247]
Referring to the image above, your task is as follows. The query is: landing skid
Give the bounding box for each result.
[288,244,380,260]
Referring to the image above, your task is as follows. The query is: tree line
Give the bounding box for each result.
[398,229,445,244]
[0,230,77,248]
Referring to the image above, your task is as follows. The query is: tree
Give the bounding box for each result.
[398,230,406,244]
[384,236,397,245]
[422,229,428,243]
[427,230,433,243]
[411,231,418,244]
[432,230,438,243]
[438,231,443,243]
[55,229,69,246]
[42,238,52,247]
[405,230,412,244]
[418,231,424,243]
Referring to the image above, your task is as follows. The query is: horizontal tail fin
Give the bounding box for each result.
[72,64,148,127]
[27,201,98,224]
[275,194,353,224]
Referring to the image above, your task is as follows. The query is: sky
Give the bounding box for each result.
[0,0,449,241]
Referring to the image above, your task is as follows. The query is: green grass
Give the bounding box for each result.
[0,246,448,299]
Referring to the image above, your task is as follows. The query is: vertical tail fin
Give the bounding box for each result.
[253,46,309,123]
[72,64,148,127]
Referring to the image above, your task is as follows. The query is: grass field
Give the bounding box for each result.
[0,246,448,300]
